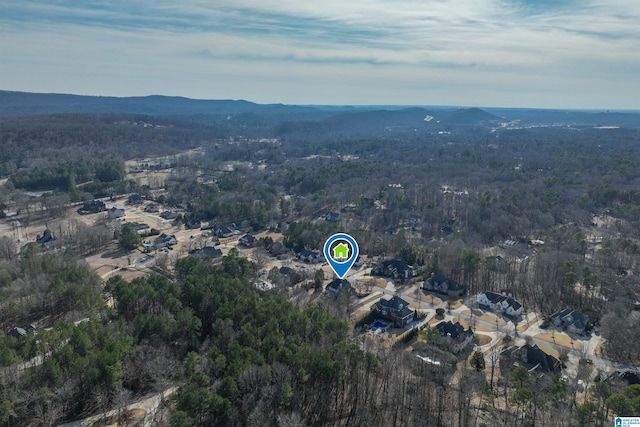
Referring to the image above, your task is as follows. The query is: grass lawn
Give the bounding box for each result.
[535,333,583,351]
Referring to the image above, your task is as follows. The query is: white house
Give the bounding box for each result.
[477,291,523,317]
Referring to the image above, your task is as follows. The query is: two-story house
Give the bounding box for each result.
[477,291,523,317]
[423,272,466,298]
[373,295,414,327]
[550,307,592,335]
[435,321,474,354]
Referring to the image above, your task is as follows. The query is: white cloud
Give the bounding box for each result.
[1,0,639,107]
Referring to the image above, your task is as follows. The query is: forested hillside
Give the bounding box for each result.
[1,93,640,426]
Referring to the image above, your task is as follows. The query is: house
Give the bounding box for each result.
[160,211,178,220]
[325,212,340,222]
[128,194,143,205]
[185,219,202,230]
[604,370,640,390]
[435,321,474,354]
[373,295,414,327]
[144,204,160,213]
[154,233,177,248]
[550,307,592,335]
[373,260,414,281]
[423,273,466,298]
[188,246,223,259]
[7,324,35,339]
[124,222,150,233]
[36,229,56,246]
[77,200,106,215]
[326,278,353,297]
[354,256,364,268]
[216,226,234,238]
[297,250,322,264]
[477,291,523,317]
[268,241,287,256]
[512,344,562,373]
[108,207,125,219]
[279,266,302,285]
[239,234,257,247]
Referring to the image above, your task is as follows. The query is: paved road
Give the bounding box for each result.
[359,281,640,374]
[13,219,24,242]
[58,387,177,427]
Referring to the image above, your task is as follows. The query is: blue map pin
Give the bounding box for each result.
[323,233,359,279]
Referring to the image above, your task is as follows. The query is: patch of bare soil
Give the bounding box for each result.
[476,334,492,346]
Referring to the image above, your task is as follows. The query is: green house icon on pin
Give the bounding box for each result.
[333,242,349,260]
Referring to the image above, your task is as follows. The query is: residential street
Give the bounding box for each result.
[346,272,639,377]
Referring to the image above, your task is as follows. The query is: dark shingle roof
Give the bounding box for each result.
[377,296,413,318]
[436,321,473,340]
[188,246,222,258]
[326,278,351,293]
[428,273,465,292]
[550,307,591,331]
[522,344,561,372]
[483,291,521,310]
[298,250,319,258]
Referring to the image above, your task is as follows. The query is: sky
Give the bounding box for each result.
[1,0,639,109]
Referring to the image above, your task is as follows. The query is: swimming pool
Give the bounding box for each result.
[372,321,388,329]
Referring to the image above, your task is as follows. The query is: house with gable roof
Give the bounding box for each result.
[128,194,143,205]
[373,259,414,281]
[326,278,353,297]
[325,212,340,223]
[160,211,178,220]
[239,234,257,247]
[477,291,523,317]
[216,226,234,238]
[188,246,223,260]
[154,233,177,249]
[550,307,592,335]
[510,344,562,373]
[373,295,414,327]
[297,250,322,264]
[435,321,474,354]
[7,324,35,339]
[423,272,466,298]
[108,207,125,219]
[36,229,57,246]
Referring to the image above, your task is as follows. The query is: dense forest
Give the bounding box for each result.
[1,93,640,425]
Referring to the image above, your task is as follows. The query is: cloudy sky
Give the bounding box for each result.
[1,0,638,108]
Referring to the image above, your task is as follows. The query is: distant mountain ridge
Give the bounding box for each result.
[1,90,638,128]
[0,90,318,117]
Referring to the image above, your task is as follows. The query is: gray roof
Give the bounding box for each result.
[326,278,351,293]
[376,296,413,318]
[427,273,465,292]
[482,291,522,310]
[522,344,561,373]
[188,246,222,258]
[550,307,590,331]
[436,321,473,341]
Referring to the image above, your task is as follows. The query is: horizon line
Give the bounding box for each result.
[1,89,639,113]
